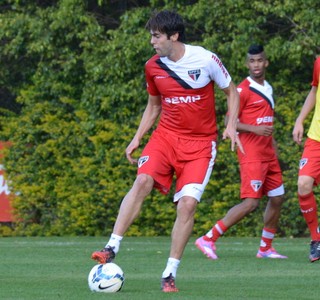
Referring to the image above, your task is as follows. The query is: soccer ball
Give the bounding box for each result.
[88,263,125,293]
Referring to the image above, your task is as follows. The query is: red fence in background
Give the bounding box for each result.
[0,142,13,222]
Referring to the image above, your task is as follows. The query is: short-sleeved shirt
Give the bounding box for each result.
[235,77,283,198]
[236,76,277,163]
[307,57,320,141]
[145,44,231,141]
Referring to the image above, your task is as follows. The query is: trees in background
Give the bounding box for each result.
[0,0,319,236]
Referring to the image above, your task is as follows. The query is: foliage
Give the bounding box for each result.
[0,0,319,236]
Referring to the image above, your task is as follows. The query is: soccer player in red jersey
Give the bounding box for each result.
[91,10,242,292]
[196,45,287,260]
[293,56,320,262]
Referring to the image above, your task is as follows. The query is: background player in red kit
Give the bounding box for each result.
[196,45,287,260]
[293,56,320,262]
[91,10,242,292]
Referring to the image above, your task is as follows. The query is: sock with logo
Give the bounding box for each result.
[106,233,123,254]
[162,257,180,278]
[259,227,276,252]
[204,220,228,242]
[299,192,320,241]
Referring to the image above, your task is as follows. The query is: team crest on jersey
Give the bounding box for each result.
[188,69,201,81]
[138,156,149,168]
[299,158,308,169]
[251,180,262,192]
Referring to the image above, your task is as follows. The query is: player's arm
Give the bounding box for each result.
[222,81,244,153]
[235,120,273,136]
[224,85,273,137]
[125,94,162,164]
[292,86,317,145]
[225,116,274,137]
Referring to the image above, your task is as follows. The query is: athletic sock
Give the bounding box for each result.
[205,220,228,242]
[259,227,276,251]
[299,192,320,241]
[162,257,180,278]
[106,233,123,254]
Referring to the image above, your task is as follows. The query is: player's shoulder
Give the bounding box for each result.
[186,44,215,60]
[188,44,228,72]
[145,54,160,67]
[187,44,210,53]
[237,77,250,92]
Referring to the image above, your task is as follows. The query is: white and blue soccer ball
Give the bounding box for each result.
[88,263,125,293]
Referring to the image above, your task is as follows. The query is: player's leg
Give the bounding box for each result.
[256,195,287,259]
[195,197,259,259]
[92,130,173,264]
[170,196,198,260]
[162,140,216,292]
[196,161,261,259]
[91,174,154,264]
[263,195,285,228]
[222,197,260,227]
[297,138,320,262]
[161,196,197,292]
[256,159,287,258]
[113,174,154,236]
[298,175,318,239]
[298,175,320,262]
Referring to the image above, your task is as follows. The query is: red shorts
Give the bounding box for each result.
[240,158,284,199]
[299,138,320,185]
[137,129,216,202]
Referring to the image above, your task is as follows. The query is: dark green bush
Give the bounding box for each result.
[0,0,319,237]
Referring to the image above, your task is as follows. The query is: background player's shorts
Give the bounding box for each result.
[299,137,320,185]
[240,158,284,199]
[137,129,216,202]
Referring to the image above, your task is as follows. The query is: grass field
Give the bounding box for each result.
[0,236,319,300]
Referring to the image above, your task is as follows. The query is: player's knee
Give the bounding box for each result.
[297,176,313,195]
[242,198,259,212]
[249,201,259,212]
[177,196,197,216]
[269,195,285,207]
[134,174,154,190]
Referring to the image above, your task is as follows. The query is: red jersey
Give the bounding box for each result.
[145,44,231,140]
[237,76,276,163]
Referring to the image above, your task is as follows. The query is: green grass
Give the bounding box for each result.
[0,236,319,300]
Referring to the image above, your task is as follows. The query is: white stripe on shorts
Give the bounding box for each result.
[173,141,216,202]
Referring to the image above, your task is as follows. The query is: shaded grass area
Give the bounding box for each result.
[0,236,319,299]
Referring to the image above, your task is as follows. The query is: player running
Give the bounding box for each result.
[196,45,287,260]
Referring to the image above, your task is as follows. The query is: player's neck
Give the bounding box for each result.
[167,43,185,62]
[249,75,265,86]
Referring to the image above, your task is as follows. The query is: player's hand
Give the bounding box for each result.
[292,122,304,145]
[223,128,245,154]
[253,125,273,136]
[125,139,140,164]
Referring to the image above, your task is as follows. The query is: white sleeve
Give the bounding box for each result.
[207,52,232,89]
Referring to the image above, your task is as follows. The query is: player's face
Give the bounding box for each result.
[150,30,174,57]
[246,53,269,80]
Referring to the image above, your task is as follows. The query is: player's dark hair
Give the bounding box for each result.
[248,44,264,55]
[145,10,186,42]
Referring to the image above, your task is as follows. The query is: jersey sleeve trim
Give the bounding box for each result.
[249,87,274,109]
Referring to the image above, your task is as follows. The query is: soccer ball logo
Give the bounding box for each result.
[88,263,125,293]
